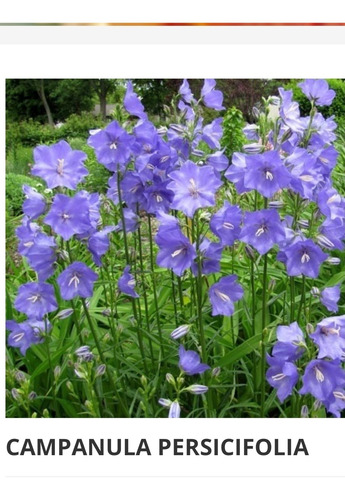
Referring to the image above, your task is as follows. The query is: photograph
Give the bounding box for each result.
[5,77,345,419]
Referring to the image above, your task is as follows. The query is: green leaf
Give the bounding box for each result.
[218,334,262,367]
[325,271,345,288]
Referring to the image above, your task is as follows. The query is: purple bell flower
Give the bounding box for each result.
[201,79,225,111]
[178,345,210,375]
[44,192,93,241]
[57,262,98,300]
[144,178,174,215]
[106,174,120,204]
[278,88,305,134]
[6,319,50,355]
[224,152,250,194]
[168,401,181,418]
[283,239,328,278]
[124,81,148,120]
[266,354,299,403]
[205,151,229,173]
[243,151,291,198]
[179,79,195,104]
[318,217,345,251]
[87,121,134,170]
[240,209,285,255]
[156,226,197,276]
[208,275,244,316]
[299,359,345,401]
[22,185,46,219]
[320,285,341,313]
[88,226,116,267]
[201,118,223,149]
[24,232,57,281]
[191,237,223,276]
[115,208,140,234]
[324,388,345,418]
[317,184,345,220]
[32,140,88,190]
[168,161,222,218]
[272,322,306,361]
[298,79,335,106]
[118,265,139,298]
[310,315,345,360]
[14,282,58,319]
[210,202,242,247]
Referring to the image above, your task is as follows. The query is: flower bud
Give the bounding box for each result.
[54,308,74,320]
[168,401,181,418]
[243,143,262,154]
[311,287,320,298]
[57,249,69,262]
[95,364,106,377]
[75,345,94,362]
[306,323,314,335]
[269,96,281,107]
[170,324,190,340]
[298,219,309,229]
[141,375,148,387]
[166,373,175,385]
[300,405,309,418]
[313,399,323,412]
[66,381,74,392]
[244,245,255,261]
[54,366,61,380]
[268,279,276,292]
[252,106,261,120]
[186,385,208,395]
[158,398,172,408]
[192,149,205,157]
[170,123,185,134]
[327,257,340,265]
[15,371,26,383]
[43,409,50,418]
[102,308,111,317]
[11,388,20,400]
[243,124,259,141]
[212,366,221,378]
[157,125,168,135]
[28,391,37,400]
[316,234,335,249]
[268,200,284,209]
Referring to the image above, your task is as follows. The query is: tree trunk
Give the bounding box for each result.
[35,79,54,127]
[99,80,107,120]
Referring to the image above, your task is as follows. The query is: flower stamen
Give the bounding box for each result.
[68,274,80,289]
[314,367,325,383]
[214,289,230,302]
[301,252,310,264]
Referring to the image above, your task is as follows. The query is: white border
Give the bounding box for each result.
[1,1,345,23]
[1,39,345,497]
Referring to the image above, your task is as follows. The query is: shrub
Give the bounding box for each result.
[221,106,246,158]
[6,173,44,216]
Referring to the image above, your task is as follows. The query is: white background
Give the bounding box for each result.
[0,0,345,23]
[1,20,345,500]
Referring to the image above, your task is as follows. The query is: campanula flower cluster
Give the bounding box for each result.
[6,78,344,418]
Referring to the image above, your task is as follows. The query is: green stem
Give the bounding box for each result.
[81,298,129,417]
[251,259,257,395]
[147,214,165,360]
[297,276,306,324]
[170,270,179,327]
[290,276,295,322]
[137,222,154,363]
[260,253,268,418]
[194,212,213,417]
